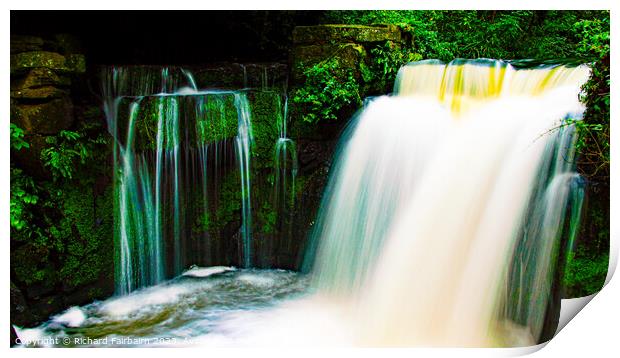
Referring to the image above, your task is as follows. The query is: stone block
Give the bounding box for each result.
[293,24,402,45]
[11,51,86,75]
[11,68,72,90]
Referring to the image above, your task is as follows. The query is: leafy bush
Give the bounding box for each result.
[41,126,108,180]
[575,15,610,180]
[292,58,362,123]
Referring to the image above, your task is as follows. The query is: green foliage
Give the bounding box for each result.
[292,57,362,123]
[369,41,421,91]
[10,168,38,231]
[323,10,607,61]
[564,248,608,297]
[41,126,108,180]
[10,123,30,151]
[575,14,610,181]
[11,117,113,292]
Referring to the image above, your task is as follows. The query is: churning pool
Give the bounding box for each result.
[15,268,313,347]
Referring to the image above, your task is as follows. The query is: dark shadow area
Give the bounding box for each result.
[11,10,324,65]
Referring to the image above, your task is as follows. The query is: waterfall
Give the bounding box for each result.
[305,59,591,346]
[234,93,254,268]
[102,66,257,294]
[272,96,299,258]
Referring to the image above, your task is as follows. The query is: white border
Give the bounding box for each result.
[3,1,617,357]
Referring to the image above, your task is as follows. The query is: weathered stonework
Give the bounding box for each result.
[292,24,402,45]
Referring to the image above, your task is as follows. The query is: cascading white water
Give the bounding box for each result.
[304,59,591,346]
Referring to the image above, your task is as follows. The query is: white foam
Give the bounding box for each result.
[100,284,194,317]
[13,326,49,347]
[182,266,235,278]
[52,306,87,327]
[237,274,275,286]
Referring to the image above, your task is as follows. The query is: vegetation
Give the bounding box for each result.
[293,57,362,123]
[10,120,113,292]
[574,16,610,181]
[322,10,607,61]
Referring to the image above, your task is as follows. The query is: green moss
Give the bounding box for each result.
[247,90,282,169]
[10,51,85,74]
[11,244,54,285]
[195,95,238,144]
[564,250,609,297]
[214,171,242,230]
[59,184,114,289]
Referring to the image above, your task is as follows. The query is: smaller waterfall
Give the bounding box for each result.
[272,96,299,257]
[234,93,254,268]
[103,66,259,293]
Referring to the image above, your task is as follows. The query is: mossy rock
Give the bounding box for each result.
[11,68,72,91]
[117,94,239,151]
[11,86,68,100]
[246,90,283,170]
[291,43,367,83]
[293,24,402,45]
[11,243,54,287]
[10,51,86,75]
[58,184,114,291]
[12,97,74,135]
